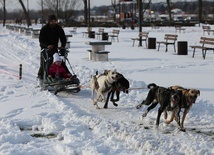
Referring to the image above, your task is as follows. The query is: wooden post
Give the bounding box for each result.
[19,64,22,80]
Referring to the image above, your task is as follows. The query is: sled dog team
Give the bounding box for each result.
[90,69,200,132]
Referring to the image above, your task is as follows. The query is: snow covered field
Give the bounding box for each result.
[0,24,213,155]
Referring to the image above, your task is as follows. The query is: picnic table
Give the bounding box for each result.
[31,29,40,38]
[85,41,112,61]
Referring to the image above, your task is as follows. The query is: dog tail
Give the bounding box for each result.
[147,83,157,89]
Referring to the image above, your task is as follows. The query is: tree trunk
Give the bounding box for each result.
[198,0,202,24]
[2,0,6,27]
[138,0,142,46]
[19,0,31,27]
[83,0,88,25]
[111,0,116,22]
[167,0,172,26]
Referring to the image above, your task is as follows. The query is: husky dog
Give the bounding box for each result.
[104,73,129,109]
[164,85,200,131]
[136,83,182,128]
[90,69,118,109]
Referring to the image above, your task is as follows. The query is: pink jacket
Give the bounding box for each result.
[48,63,69,78]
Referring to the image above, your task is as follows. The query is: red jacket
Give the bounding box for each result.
[49,63,69,79]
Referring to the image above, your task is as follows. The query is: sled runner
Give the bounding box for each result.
[40,48,80,95]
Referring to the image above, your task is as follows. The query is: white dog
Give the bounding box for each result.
[90,69,118,109]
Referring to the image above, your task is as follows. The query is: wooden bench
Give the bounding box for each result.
[82,27,92,37]
[15,26,21,32]
[95,28,104,40]
[65,41,71,49]
[31,29,40,38]
[69,27,77,35]
[19,27,25,34]
[66,34,73,40]
[175,25,185,33]
[108,29,120,42]
[202,25,214,35]
[131,32,149,47]
[190,37,214,59]
[25,28,32,36]
[156,34,178,52]
[152,26,160,30]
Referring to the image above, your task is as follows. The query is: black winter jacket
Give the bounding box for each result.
[39,23,66,49]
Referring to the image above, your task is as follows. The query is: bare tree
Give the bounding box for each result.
[18,0,31,27]
[198,0,202,24]
[166,0,172,25]
[111,0,117,22]
[0,0,6,26]
[82,0,88,25]
[42,0,80,21]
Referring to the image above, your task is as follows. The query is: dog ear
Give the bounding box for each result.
[103,70,109,75]
[96,71,98,75]
[197,90,200,96]
[113,69,117,73]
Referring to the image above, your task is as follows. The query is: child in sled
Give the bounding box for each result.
[48,53,71,80]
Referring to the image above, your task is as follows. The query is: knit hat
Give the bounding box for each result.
[48,14,57,22]
[53,53,62,62]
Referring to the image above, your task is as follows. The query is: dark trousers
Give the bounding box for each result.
[37,49,56,79]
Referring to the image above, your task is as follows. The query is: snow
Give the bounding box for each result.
[0,24,214,155]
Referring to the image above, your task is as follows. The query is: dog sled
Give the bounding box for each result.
[39,48,80,95]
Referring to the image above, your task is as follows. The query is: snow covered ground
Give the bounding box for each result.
[0,24,213,155]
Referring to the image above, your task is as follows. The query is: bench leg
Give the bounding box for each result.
[157,43,160,51]
[165,44,168,52]
[192,49,196,58]
[111,37,114,42]
[203,50,206,59]
[132,40,135,47]
[174,44,176,53]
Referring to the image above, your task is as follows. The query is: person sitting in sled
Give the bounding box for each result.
[48,53,71,80]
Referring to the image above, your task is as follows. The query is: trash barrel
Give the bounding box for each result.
[102,32,108,40]
[177,41,188,55]
[89,31,95,38]
[148,38,156,49]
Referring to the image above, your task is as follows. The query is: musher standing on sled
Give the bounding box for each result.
[37,14,67,85]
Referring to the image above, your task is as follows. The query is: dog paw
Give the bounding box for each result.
[165,121,171,124]
[95,106,100,109]
[136,105,142,109]
[142,113,147,117]
[113,103,118,107]
[103,106,108,109]
[179,128,186,132]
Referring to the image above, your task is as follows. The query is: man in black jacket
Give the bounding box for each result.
[37,14,66,83]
